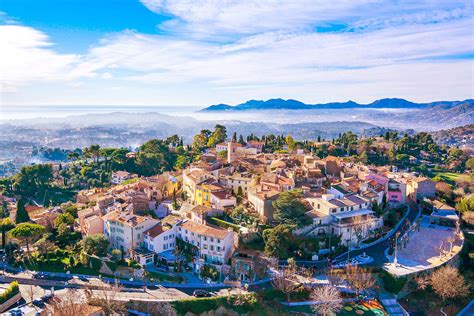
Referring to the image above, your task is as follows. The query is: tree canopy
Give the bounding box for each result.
[82,234,109,256]
[272,190,309,226]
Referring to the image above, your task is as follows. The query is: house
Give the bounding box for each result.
[247,141,264,153]
[387,178,407,204]
[194,180,227,207]
[426,199,459,227]
[182,169,214,203]
[210,191,237,209]
[248,185,280,222]
[78,206,104,235]
[187,205,223,225]
[230,250,264,282]
[102,211,159,254]
[142,215,182,265]
[177,219,236,268]
[407,177,436,202]
[303,193,382,246]
[111,171,138,185]
[216,143,228,153]
[223,173,253,196]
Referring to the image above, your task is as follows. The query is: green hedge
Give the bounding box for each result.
[382,271,407,294]
[0,281,19,304]
[207,217,241,232]
[172,294,258,315]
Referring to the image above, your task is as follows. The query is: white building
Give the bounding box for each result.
[103,211,159,254]
[302,193,383,247]
[177,219,236,266]
[111,171,138,185]
[143,215,181,256]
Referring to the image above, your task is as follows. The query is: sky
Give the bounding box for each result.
[0,0,473,107]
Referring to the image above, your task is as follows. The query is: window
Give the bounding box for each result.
[211,238,214,242]
[217,239,221,243]
[204,244,208,249]
[210,245,214,251]
[217,246,221,251]
[204,236,207,241]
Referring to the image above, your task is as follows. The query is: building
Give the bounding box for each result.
[387,178,407,204]
[224,173,253,196]
[111,171,138,185]
[407,177,436,202]
[182,169,214,203]
[102,211,159,254]
[177,219,236,268]
[248,185,280,222]
[142,215,182,264]
[210,191,237,209]
[303,193,383,246]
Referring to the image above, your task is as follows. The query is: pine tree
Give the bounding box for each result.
[317,135,321,142]
[15,199,30,223]
[232,132,237,142]
[238,134,245,145]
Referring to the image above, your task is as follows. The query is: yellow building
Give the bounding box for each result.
[194,180,226,207]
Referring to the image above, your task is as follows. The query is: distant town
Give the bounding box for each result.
[0,125,472,315]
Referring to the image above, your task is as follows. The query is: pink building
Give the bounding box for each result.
[387,178,407,204]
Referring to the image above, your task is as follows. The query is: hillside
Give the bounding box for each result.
[431,124,474,149]
[200,98,473,111]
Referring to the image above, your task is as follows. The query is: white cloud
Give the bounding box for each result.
[1,0,473,105]
[0,25,92,92]
[140,0,472,36]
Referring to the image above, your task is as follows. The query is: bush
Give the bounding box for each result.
[200,264,220,281]
[172,294,258,315]
[207,217,240,232]
[382,271,407,294]
[0,281,19,304]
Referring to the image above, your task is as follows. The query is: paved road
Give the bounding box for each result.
[346,200,420,266]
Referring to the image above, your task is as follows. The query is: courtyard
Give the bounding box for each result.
[384,219,463,276]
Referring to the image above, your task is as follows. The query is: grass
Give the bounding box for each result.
[430,171,461,185]
[146,270,184,283]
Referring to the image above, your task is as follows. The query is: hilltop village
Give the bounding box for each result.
[0,126,472,315]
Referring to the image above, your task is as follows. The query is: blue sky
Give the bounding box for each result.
[1,0,473,106]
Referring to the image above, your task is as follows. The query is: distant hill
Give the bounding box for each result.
[431,124,474,149]
[200,98,474,111]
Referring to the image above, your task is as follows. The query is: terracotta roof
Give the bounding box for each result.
[180,220,230,239]
[144,224,165,238]
[25,205,43,213]
[211,191,234,200]
[191,205,213,215]
[102,211,151,227]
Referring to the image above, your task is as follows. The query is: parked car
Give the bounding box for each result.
[192,290,211,297]
[32,298,45,307]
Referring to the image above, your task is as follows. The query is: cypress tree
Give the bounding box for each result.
[15,199,30,223]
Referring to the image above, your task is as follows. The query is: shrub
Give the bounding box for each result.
[0,281,19,304]
[207,217,240,232]
[382,271,407,294]
[172,293,258,315]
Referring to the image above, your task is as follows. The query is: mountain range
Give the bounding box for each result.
[200,98,473,111]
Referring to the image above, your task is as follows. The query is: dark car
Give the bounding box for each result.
[32,298,45,307]
[33,272,45,279]
[192,290,211,297]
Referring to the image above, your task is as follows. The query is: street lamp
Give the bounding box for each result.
[393,231,400,266]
